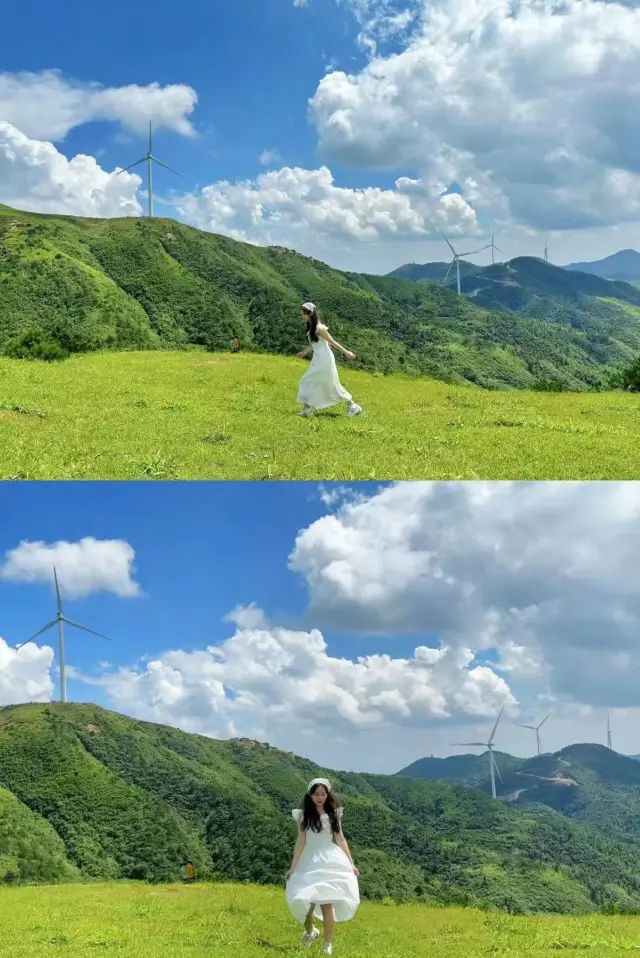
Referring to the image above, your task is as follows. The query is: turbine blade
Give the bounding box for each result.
[459,245,490,256]
[450,742,487,747]
[538,713,552,729]
[488,706,504,745]
[516,724,536,730]
[439,229,456,256]
[16,620,57,649]
[149,121,153,154]
[149,156,182,176]
[53,567,62,614]
[117,158,148,176]
[442,260,454,285]
[493,755,503,782]
[494,246,504,254]
[63,618,111,641]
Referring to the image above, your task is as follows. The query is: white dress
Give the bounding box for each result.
[297,324,353,409]
[286,809,360,923]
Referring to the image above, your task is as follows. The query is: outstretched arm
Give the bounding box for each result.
[317,327,355,359]
[297,345,313,359]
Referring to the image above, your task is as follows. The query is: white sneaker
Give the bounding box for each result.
[323,945,333,955]
[347,403,362,417]
[302,928,320,947]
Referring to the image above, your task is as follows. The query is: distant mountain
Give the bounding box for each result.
[398,751,526,786]
[398,743,640,844]
[384,255,640,374]
[4,703,640,914]
[387,260,482,282]
[565,249,640,281]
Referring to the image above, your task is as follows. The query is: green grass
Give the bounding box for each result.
[2,881,640,958]
[0,351,638,479]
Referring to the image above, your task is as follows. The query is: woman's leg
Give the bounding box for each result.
[304,903,316,934]
[320,904,335,946]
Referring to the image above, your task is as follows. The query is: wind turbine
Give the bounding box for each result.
[516,713,551,756]
[544,240,549,263]
[16,568,111,703]
[117,122,182,218]
[607,714,613,750]
[451,706,505,799]
[488,230,505,265]
[440,230,490,295]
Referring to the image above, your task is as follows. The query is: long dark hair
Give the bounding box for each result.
[302,304,320,343]
[301,784,341,834]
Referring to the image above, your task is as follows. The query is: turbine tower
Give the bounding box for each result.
[516,712,551,756]
[544,241,549,263]
[117,122,182,218]
[607,714,612,750]
[17,568,111,703]
[488,230,504,265]
[440,230,490,295]
[451,706,505,799]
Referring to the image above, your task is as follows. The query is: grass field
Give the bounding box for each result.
[1,881,640,958]
[0,350,639,479]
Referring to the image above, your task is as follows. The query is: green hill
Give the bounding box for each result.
[566,249,640,282]
[3,703,640,914]
[0,204,635,390]
[398,744,640,844]
[387,259,482,282]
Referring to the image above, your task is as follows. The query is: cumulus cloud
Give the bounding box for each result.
[86,616,513,751]
[176,164,478,251]
[0,636,53,705]
[0,537,141,599]
[0,70,197,141]
[310,0,640,230]
[0,122,141,217]
[289,481,640,707]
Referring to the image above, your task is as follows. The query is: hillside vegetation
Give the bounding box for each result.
[2,882,640,958]
[0,205,636,390]
[398,744,640,844]
[2,703,640,915]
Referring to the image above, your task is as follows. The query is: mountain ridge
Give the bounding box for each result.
[397,743,640,844]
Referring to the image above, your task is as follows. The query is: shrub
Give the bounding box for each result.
[3,327,70,362]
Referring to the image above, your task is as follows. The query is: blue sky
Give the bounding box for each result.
[0,480,420,708]
[3,0,399,202]
[3,0,639,272]
[1,481,638,768]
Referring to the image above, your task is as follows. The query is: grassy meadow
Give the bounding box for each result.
[1,881,640,958]
[0,350,638,480]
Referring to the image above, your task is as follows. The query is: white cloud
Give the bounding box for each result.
[0,636,53,705]
[0,537,141,598]
[84,614,513,767]
[310,0,640,231]
[0,122,142,217]
[259,149,281,167]
[0,70,197,141]
[177,164,478,252]
[289,481,640,710]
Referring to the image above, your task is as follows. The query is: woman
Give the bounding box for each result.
[297,303,363,418]
[285,778,360,955]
